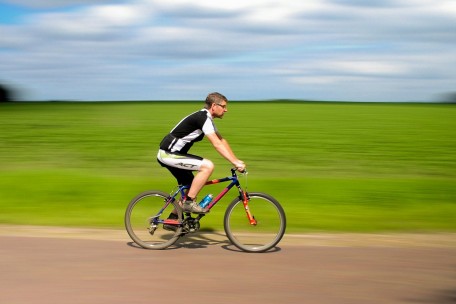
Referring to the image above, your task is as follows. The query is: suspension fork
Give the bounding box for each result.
[238,186,257,226]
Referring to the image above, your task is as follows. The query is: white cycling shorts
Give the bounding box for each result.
[157,149,204,171]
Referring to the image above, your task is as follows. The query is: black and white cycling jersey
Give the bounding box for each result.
[159,109,217,154]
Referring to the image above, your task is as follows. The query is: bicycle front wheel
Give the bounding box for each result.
[125,190,182,250]
[224,192,286,253]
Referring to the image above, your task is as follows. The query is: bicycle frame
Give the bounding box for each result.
[163,168,256,225]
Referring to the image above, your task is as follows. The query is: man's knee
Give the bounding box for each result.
[200,159,214,172]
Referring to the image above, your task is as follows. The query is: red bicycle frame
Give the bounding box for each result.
[172,168,257,225]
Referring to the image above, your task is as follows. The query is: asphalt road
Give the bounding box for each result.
[1,230,455,304]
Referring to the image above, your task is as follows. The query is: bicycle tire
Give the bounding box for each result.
[224,192,286,253]
[125,190,182,250]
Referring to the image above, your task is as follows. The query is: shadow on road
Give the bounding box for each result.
[126,229,282,253]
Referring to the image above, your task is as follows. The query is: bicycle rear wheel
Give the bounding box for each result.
[125,190,182,250]
[224,192,286,253]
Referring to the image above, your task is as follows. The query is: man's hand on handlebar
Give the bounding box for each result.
[234,160,246,173]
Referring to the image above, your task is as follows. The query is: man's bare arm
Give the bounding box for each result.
[206,132,245,171]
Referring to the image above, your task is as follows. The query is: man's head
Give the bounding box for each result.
[205,92,228,119]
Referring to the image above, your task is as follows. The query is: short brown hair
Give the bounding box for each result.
[205,92,228,109]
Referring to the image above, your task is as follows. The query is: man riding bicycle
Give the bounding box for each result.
[157,92,246,215]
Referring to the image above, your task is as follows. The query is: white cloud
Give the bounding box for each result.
[26,2,152,38]
[87,4,151,26]
[329,61,408,76]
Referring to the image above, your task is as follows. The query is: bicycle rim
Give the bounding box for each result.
[125,191,182,250]
[224,192,286,253]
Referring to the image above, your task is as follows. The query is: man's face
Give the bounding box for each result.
[212,101,228,118]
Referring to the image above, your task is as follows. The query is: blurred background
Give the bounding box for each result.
[1,101,455,232]
[1,1,456,233]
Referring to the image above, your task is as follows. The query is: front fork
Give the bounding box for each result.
[241,191,257,226]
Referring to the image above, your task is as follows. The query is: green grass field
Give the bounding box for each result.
[1,101,455,233]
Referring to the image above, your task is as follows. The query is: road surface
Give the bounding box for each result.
[0,226,455,304]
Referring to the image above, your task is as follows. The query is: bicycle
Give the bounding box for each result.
[125,168,286,252]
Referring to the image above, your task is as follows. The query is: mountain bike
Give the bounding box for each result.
[125,168,286,253]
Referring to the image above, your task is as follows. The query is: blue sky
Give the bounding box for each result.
[1,3,25,23]
[1,0,455,101]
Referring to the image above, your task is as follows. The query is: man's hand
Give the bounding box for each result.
[234,160,246,173]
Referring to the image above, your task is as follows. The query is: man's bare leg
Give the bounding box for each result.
[187,159,214,200]
[168,159,214,215]
[164,159,214,231]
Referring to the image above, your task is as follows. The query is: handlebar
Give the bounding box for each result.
[231,167,248,176]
